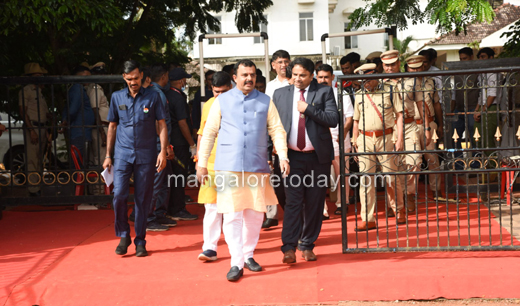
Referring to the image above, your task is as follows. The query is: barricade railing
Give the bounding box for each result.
[337,67,520,252]
[0,75,126,205]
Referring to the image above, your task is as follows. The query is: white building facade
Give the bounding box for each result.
[190,0,519,73]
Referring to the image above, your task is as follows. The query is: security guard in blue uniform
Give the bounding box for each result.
[103,60,168,257]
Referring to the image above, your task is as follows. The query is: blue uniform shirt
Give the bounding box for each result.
[149,82,171,152]
[63,83,95,140]
[107,86,166,164]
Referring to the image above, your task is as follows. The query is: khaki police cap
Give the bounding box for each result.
[24,63,48,75]
[366,51,383,61]
[406,55,426,68]
[354,63,377,74]
[380,50,400,64]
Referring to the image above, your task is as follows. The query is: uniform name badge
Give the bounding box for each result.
[143,107,149,113]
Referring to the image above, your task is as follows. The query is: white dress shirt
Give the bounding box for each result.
[330,90,354,155]
[479,73,497,106]
[288,85,314,151]
[265,76,289,98]
[429,66,444,104]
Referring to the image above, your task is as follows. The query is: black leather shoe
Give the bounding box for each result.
[261,218,278,229]
[115,236,131,255]
[226,266,243,281]
[136,245,148,257]
[334,207,342,215]
[244,258,262,272]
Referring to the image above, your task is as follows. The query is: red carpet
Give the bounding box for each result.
[1,195,520,305]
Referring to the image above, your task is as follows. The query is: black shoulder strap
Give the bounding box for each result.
[389,85,393,105]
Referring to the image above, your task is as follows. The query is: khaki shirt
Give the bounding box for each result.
[400,77,420,119]
[18,85,48,123]
[412,77,437,119]
[86,84,110,123]
[354,84,403,131]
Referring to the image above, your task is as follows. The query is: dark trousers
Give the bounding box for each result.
[113,159,155,246]
[129,155,170,223]
[273,154,286,210]
[281,150,331,253]
[149,160,170,221]
[168,145,189,215]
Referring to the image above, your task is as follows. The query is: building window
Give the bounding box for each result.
[344,22,358,49]
[254,15,268,44]
[208,16,222,45]
[299,12,313,41]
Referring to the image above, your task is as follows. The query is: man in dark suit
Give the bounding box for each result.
[273,57,339,263]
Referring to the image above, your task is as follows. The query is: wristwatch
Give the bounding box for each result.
[425,127,431,131]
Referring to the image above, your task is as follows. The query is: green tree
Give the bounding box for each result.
[500,19,520,57]
[393,36,414,59]
[0,0,273,76]
[392,35,413,71]
[349,0,495,36]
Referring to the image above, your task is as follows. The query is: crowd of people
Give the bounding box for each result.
[10,45,505,281]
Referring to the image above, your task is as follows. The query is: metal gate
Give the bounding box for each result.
[337,65,520,252]
[0,75,125,206]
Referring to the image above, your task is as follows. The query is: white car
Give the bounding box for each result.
[0,112,67,173]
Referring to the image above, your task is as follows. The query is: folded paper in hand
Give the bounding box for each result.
[101,168,114,187]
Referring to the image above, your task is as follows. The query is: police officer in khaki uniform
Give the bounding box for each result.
[365,51,383,74]
[397,55,433,212]
[380,50,404,217]
[406,57,442,199]
[352,64,405,231]
[19,63,50,196]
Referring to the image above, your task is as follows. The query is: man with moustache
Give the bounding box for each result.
[316,64,354,217]
[197,60,289,281]
[103,60,168,257]
[405,55,442,201]
[352,63,405,230]
[273,57,339,263]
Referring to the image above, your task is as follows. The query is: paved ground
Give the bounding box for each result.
[289,300,520,305]
[486,191,520,242]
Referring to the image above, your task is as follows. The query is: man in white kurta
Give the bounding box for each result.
[197,60,289,282]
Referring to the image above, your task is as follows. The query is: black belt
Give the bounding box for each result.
[289,149,315,154]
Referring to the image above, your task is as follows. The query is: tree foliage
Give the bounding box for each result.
[500,19,520,58]
[392,35,413,71]
[349,0,495,35]
[393,35,414,58]
[0,0,272,76]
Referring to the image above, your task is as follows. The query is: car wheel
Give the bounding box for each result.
[3,145,26,172]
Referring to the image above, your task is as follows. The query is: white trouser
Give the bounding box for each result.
[202,203,222,251]
[332,155,350,208]
[223,209,264,269]
[266,204,278,219]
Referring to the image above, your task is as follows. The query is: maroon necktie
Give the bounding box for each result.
[297,89,306,150]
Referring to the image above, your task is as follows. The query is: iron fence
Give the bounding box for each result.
[337,66,520,252]
[0,75,127,206]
